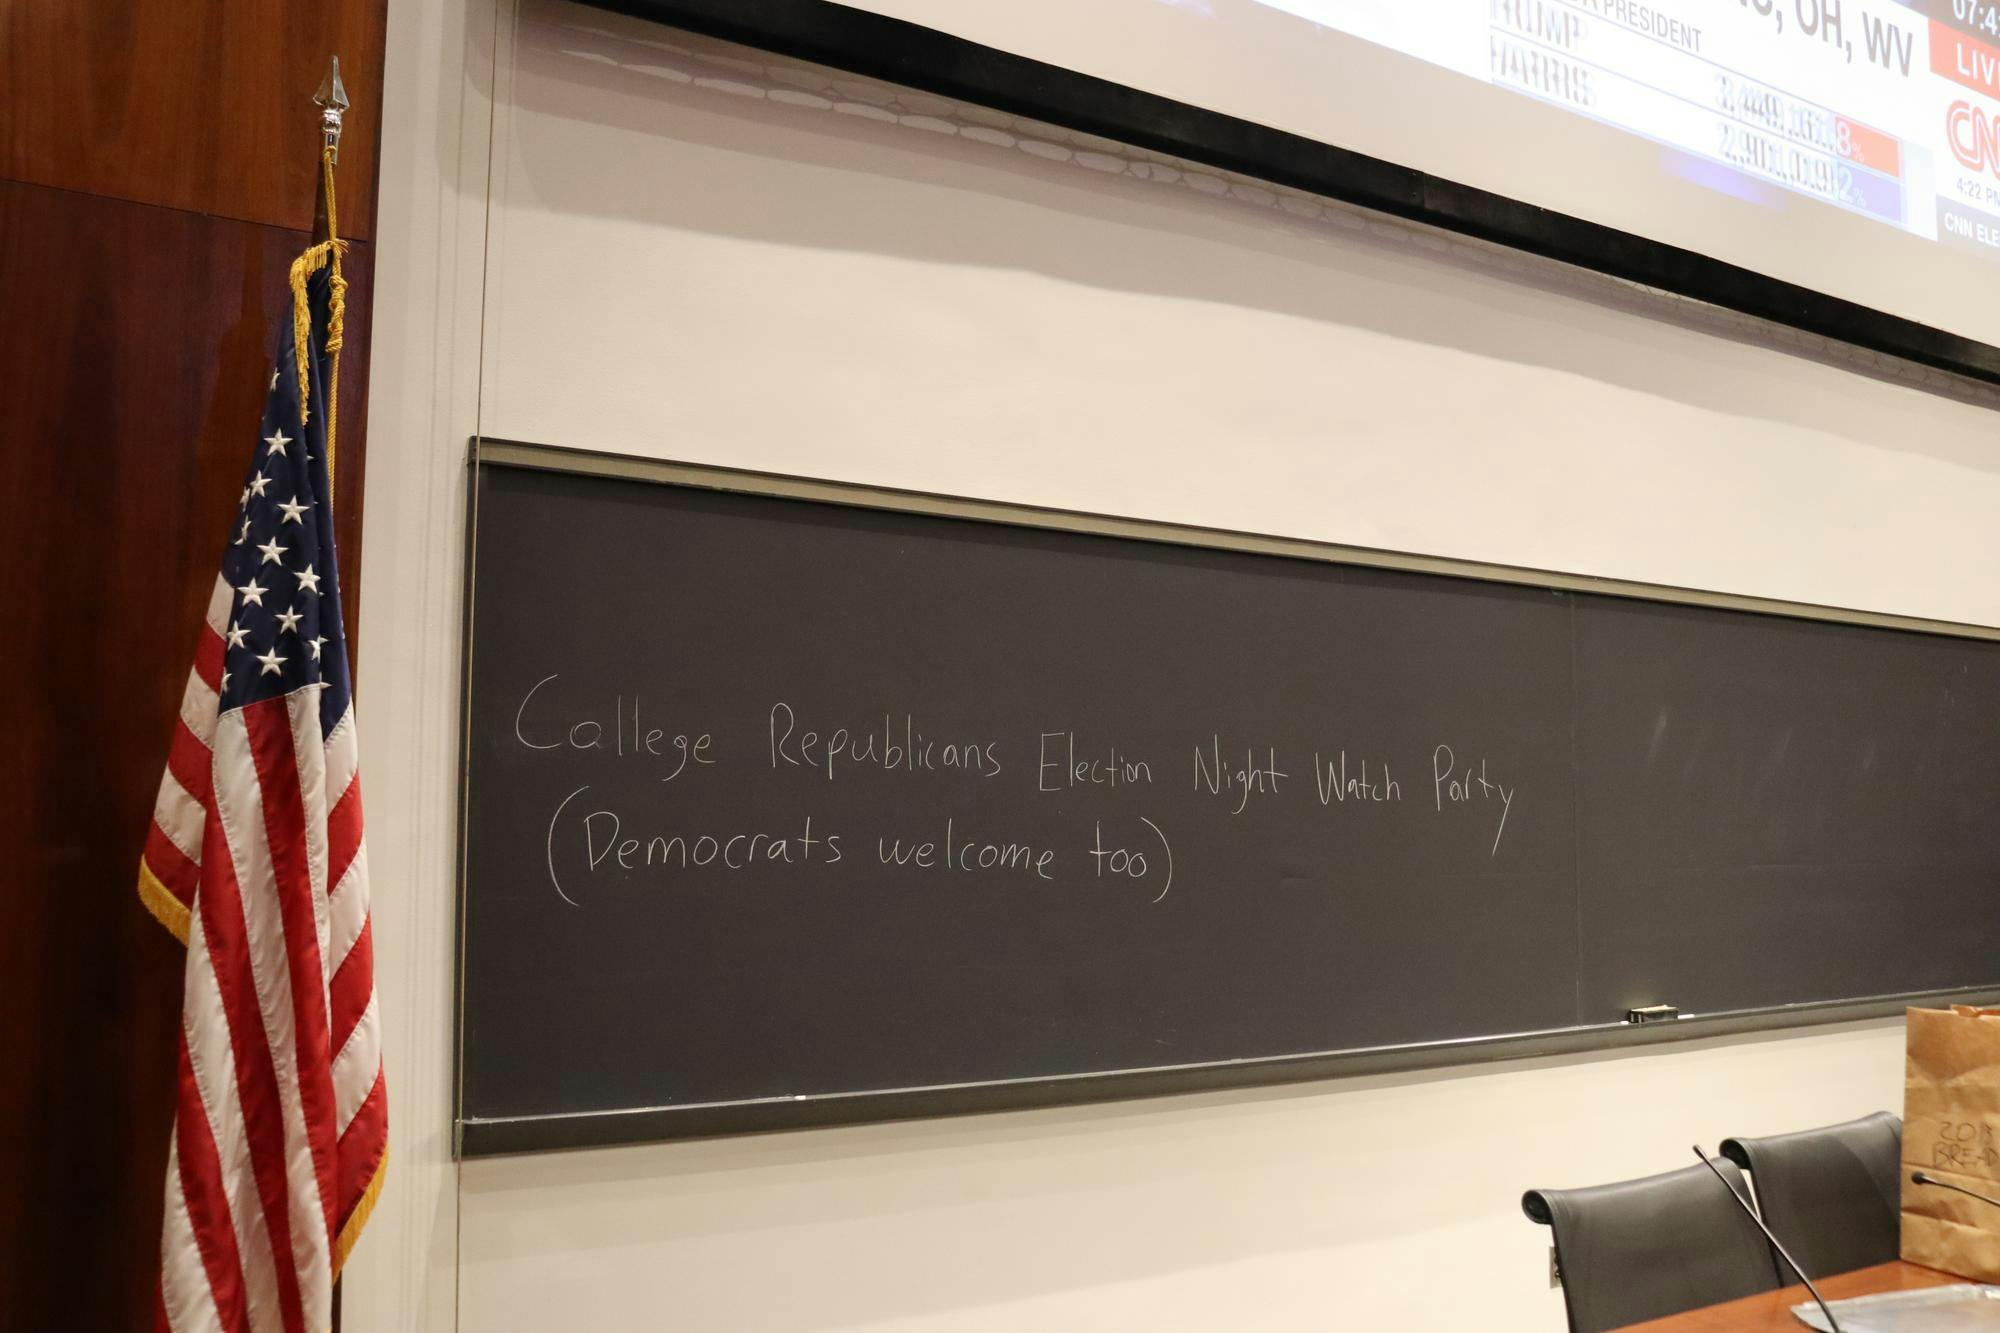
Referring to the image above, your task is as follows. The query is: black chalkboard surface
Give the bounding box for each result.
[458,444,2000,1153]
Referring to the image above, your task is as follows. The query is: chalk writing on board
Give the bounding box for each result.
[769,702,1003,780]
[1312,751,1402,805]
[515,678,1529,908]
[1090,817,1175,903]
[1432,745,1517,856]
[1193,737,1289,815]
[547,796,846,904]
[545,784,589,907]
[877,818,1057,879]
[1037,731,1155,791]
[514,673,716,771]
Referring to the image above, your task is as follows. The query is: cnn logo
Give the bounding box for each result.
[1948,100,2000,177]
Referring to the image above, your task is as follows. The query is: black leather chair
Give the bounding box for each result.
[1523,1160,1782,1333]
[1721,1111,1902,1280]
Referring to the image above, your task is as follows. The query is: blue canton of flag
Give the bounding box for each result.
[219,275,353,736]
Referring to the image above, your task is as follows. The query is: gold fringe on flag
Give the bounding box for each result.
[332,1147,389,1276]
[288,143,347,511]
[136,858,193,946]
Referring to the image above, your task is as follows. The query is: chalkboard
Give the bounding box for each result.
[458,443,2000,1153]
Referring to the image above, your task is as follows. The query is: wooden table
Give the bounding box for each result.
[1614,1261,1967,1330]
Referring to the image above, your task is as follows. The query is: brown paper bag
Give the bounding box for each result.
[1902,1005,2000,1279]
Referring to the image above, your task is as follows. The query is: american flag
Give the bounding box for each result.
[138,259,386,1332]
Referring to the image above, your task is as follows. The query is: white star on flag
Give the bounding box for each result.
[237,578,267,608]
[256,537,288,565]
[264,429,291,457]
[248,472,272,498]
[275,606,304,635]
[255,647,285,676]
[295,566,322,595]
[225,622,250,650]
[277,497,308,524]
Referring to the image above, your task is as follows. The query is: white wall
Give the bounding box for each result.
[802,0,2000,349]
[352,1,2000,1327]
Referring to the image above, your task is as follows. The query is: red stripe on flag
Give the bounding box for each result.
[144,824,201,908]
[326,777,362,896]
[167,719,215,810]
[328,917,374,1052]
[171,1027,251,1332]
[194,805,310,1333]
[335,1068,388,1230]
[193,626,226,696]
[244,699,342,1252]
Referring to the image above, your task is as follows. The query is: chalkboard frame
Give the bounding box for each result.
[455,437,2000,1155]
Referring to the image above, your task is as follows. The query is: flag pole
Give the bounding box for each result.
[316,69,358,1333]
[300,57,349,512]
[311,57,347,245]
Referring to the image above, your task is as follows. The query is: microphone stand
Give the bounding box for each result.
[1912,1170,2000,1212]
[1693,1146,1843,1333]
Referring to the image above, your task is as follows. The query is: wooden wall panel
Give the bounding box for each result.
[0,0,386,238]
[0,0,380,1315]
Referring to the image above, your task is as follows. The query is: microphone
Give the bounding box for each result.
[1912,1170,2000,1212]
[1692,1146,1843,1333]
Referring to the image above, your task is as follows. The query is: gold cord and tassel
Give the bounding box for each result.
[287,144,347,509]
